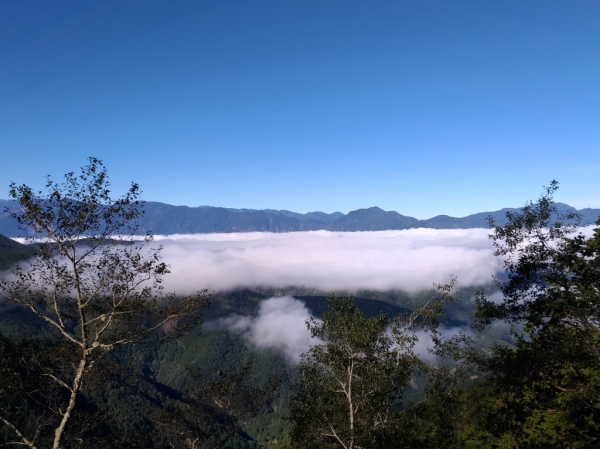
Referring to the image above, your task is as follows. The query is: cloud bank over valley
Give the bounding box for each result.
[156,229,502,295]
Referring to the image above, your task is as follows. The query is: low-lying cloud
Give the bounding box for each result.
[211,296,469,365]
[154,229,502,294]
[209,296,321,362]
[413,326,475,364]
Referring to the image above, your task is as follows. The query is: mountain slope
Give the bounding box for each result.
[328,207,420,231]
[0,234,34,270]
[0,200,598,236]
[139,203,325,233]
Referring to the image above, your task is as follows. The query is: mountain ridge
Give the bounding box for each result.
[0,199,598,237]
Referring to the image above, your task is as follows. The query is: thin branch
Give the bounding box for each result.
[24,304,80,347]
[323,424,349,449]
[51,290,65,329]
[42,372,73,393]
[0,415,38,449]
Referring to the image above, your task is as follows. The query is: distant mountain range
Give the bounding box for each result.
[1,199,599,237]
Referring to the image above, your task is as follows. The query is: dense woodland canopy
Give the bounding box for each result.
[1,161,599,448]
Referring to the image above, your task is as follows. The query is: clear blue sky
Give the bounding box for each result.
[1,1,599,218]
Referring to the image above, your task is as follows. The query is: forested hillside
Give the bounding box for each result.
[0,233,34,270]
[0,288,427,448]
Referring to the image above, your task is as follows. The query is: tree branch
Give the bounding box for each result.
[0,415,38,449]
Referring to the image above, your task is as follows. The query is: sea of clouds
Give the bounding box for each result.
[152,228,503,363]
[8,229,509,363]
[154,229,503,295]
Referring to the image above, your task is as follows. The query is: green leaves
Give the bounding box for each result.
[289,290,456,449]
[463,183,600,447]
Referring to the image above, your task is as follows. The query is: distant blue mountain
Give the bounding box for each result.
[327,207,420,231]
[0,199,598,237]
[224,207,344,224]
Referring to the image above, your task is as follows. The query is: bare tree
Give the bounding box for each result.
[0,158,208,449]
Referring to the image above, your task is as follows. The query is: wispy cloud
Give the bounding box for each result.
[208,296,321,363]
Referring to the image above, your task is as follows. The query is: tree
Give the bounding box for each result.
[0,158,209,449]
[289,283,455,449]
[466,181,600,447]
[366,182,600,448]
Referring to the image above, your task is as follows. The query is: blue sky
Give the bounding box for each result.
[1,1,599,218]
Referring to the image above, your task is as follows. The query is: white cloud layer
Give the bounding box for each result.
[209,296,321,362]
[153,229,502,294]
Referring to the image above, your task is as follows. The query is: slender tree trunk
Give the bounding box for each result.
[347,360,354,449]
[52,258,89,449]
[53,356,87,449]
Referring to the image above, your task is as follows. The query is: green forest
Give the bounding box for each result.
[1,160,599,448]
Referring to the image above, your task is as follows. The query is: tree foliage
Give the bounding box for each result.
[400,182,600,448]
[289,182,600,448]
[289,282,455,449]
[467,181,600,447]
